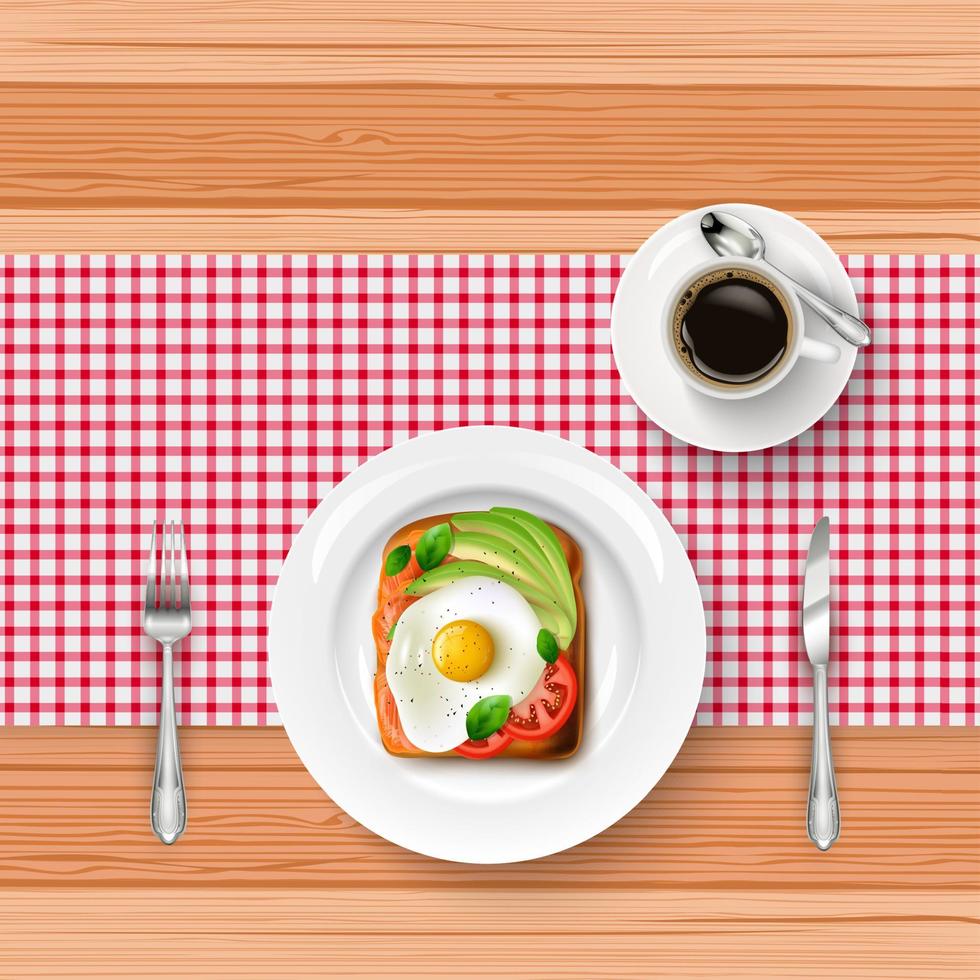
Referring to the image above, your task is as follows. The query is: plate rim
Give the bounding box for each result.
[268,425,706,863]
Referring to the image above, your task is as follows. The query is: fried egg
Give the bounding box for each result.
[386,576,544,753]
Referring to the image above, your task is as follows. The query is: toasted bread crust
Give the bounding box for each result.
[372,513,585,759]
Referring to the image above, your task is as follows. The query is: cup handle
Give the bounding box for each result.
[799,335,841,364]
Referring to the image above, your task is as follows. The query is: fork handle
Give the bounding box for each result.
[151,643,186,845]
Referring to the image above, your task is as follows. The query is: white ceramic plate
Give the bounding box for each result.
[611,203,860,452]
[269,426,706,863]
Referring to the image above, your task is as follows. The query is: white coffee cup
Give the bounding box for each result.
[662,257,841,401]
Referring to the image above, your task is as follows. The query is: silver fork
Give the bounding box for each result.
[143,521,190,845]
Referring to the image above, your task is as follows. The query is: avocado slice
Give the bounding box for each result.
[404,561,573,646]
[490,507,576,635]
[452,511,564,597]
[451,531,557,597]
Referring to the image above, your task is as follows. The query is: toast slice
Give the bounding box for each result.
[372,512,585,759]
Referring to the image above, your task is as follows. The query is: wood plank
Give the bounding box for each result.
[0,208,976,253]
[1,85,975,213]
[0,728,975,888]
[2,0,977,86]
[0,886,976,978]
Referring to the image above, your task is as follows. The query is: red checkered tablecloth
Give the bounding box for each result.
[0,254,975,726]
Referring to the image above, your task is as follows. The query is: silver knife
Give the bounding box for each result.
[802,516,840,850]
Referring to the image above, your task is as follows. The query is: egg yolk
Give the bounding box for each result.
[431,620,495,682]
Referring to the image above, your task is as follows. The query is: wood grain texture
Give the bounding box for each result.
[2,85,975,212]
[0,728,976,977]
[0,208,976,254]
[0,728,975,888]
[0,888,976,978]
[1,0,977,86]
[0,0,976,251]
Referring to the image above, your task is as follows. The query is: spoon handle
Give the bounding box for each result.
[769,263,871,348]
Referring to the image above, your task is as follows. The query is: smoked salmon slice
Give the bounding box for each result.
[372,529,424,751]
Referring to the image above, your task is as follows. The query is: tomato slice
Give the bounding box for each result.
[454,729,513,759]
[503,654,578,741]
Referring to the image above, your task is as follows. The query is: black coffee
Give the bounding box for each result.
[672,269,792,387]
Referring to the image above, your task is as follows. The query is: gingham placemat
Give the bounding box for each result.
[0,254,975,726]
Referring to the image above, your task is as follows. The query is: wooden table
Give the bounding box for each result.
[0,729,977,977]
[1,2,977,976]
[1,0,977,254]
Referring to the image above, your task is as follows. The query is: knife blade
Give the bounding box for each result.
[802,516,840,850]
[803,516,831,666]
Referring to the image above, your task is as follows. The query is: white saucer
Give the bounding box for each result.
[610,203,860,453]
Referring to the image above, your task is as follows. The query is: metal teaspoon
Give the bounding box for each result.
[700,210,872,348]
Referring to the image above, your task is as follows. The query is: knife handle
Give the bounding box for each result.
[807,664,840,851]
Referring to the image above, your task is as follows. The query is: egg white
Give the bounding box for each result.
[385,576,545,753]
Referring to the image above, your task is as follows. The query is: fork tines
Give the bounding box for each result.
[144,521,190,615]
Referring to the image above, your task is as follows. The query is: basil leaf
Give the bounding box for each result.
[536,628,559,664]
[415,522,453,571]
[465,694,512,741]
[384,545,412,576]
